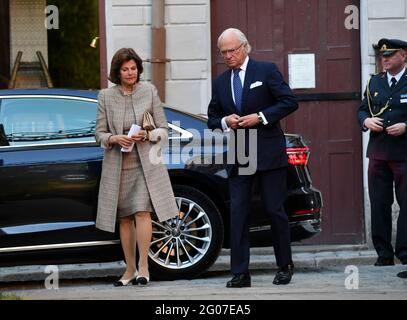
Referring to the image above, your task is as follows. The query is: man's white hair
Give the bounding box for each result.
[217,28,252,54]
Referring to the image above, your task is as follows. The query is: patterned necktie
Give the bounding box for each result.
[390,77,397,89]
[233,68,242,112]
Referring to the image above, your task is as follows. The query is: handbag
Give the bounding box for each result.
[142,111,156,131]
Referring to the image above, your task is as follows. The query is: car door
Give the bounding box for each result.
[0,95,117,255]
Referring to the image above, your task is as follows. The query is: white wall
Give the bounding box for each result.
[105,0,211,115]
[360,0,407,247]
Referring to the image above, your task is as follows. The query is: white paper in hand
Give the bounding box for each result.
[121,124,141,152]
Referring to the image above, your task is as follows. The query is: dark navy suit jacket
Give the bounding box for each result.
[358,70,407,161]
[207,58,298,171]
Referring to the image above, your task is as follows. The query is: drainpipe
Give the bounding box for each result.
[151,0,167,102]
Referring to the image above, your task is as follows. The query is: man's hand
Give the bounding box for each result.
[386,123,407,136]
[364,117,384,132]
[238,113,261,128]
[226,114,241,129]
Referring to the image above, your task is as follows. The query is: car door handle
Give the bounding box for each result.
[62,174,88,181]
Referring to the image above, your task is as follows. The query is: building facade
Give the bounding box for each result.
[1,0,406,246]
[103,0,407,245]
[104,0,212,115]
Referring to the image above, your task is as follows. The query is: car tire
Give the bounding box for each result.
[149,184,224,280]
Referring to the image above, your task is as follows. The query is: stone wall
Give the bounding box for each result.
[105,0,211,115]
[363,0,407,75]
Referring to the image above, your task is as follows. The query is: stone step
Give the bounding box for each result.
[0,247,379,283]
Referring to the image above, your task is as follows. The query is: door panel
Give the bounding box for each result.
[0,144,103,248]
[0,0,10,89]
[211,0,363,244]
[0,96,112,249]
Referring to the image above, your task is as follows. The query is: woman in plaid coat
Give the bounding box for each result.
[95,48,178,286]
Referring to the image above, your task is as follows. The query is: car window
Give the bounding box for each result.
[0,97,96,146]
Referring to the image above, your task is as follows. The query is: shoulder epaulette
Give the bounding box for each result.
[370,72,385,79]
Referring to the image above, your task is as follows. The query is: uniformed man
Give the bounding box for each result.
[358,38,407,266]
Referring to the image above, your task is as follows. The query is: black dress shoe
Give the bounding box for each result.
[273,263,294,285]
[226,273,251,288]
[134,275,150,286]
[374,257,394,266]
[399,257,407,265]
[113,272,138,287]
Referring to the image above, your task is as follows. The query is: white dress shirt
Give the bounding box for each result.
[221,56,268,131]
[387,67,406,87]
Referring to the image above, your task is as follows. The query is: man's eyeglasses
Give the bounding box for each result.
[220,43,244,57]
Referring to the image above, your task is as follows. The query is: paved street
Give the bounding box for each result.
[2,265,407,300]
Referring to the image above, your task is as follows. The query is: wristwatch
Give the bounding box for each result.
[257,113,264,124]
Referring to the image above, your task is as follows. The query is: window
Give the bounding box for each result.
[0,97,96,146]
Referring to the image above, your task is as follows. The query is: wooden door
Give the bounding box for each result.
[0,0,10,89]
[211,0,364,244]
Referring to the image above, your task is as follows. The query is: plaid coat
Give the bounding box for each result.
[95,83,178,233]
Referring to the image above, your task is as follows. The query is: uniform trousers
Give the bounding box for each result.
[368,159,407,260]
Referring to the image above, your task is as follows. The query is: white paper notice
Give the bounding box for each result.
[288,53,316,89]
[121,124,141,153]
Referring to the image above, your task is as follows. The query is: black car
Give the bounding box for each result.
[0,89,322,280]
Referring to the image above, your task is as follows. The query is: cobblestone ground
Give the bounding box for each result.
[1,265,407,300]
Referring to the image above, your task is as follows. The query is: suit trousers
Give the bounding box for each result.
[368,159,407,260]
[229,167,292,274]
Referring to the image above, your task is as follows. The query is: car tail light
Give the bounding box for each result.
[286,147,309,166]
[293,208,320,216]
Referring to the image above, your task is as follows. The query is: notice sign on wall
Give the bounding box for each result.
[288,53,316,89]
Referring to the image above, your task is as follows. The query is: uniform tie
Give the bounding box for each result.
[390,77,397,89]
[233,68,242,112]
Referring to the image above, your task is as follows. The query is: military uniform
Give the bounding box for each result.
[359,70,407,160]
[358,38,407,264]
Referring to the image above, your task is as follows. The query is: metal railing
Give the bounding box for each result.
[36,51,53,88]
[8,51,53,88]
[9,51,22,89]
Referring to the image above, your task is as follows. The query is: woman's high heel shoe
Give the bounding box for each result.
[134,275,149,285]
[113,271,138,287]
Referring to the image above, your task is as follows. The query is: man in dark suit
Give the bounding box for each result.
[207,28,298,287]
[358,38,407,267]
